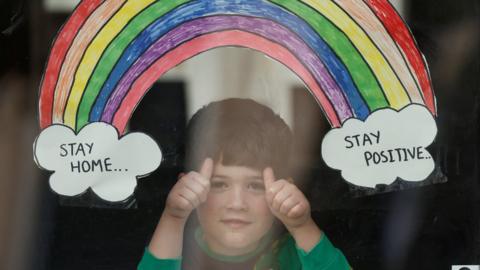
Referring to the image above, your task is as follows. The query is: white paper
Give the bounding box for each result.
[321,104,437,188]
[33,122,162,202]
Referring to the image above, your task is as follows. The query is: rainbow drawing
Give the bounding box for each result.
[38,0,436,134]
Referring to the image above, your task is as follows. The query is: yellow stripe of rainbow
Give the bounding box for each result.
[63,0,155,127]
[303,0,411,108]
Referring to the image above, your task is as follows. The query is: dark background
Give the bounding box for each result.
[0,1,479,269]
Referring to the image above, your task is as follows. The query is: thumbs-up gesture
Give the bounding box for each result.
[263,167,311,230]
[164,158,213,220]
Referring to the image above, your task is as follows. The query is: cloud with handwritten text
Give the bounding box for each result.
[34,122,162,202]
[321,105,437,188]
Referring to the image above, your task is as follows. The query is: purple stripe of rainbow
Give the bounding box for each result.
[101,15,351,122]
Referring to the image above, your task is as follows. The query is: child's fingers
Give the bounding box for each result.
[272,185,294,210]
[183,177,208,202]
[185,172,210,189]
[199,158,214,180]
[265,180,286,206]
[268,179,287,194]
[287,203,307,218]
[178,188,201,208]
[169,196,192,213]
[279,196,299,214]
[263,167,276,189]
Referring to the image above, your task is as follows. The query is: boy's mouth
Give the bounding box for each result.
[221,219,251,229]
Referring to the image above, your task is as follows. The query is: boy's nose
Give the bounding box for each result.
[226,187,248,211]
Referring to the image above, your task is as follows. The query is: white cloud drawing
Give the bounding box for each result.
[321,104,437,188]
[34,122,162,202]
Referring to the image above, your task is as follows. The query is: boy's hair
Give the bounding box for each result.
[185,98,293,178]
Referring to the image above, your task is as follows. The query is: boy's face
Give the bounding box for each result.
[196,162,275,256]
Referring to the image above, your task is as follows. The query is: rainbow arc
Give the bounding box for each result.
[39,0,436,134]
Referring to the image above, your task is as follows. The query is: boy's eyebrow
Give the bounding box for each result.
[211,174,230,179]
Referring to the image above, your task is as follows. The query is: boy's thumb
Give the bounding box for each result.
[263,167,276,188]
[200,158,214,179]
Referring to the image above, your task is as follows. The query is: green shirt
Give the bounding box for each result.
[138,228,350,270]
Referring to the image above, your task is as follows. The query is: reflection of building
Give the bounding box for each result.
[161,47,297,126]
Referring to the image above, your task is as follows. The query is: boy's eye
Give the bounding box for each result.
[248,182,265,191]
[211,181,228,189]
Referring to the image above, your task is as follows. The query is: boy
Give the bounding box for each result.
[138,99,350,269]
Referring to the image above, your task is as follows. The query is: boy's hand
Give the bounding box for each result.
[263,167,311,230]
[264,167,322,252]
[164,158,213,220]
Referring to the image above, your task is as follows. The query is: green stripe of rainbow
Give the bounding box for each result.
[39,0,436,134]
